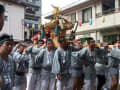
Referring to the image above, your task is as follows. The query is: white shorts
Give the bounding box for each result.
[84,79,96,90]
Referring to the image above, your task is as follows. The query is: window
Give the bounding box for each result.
[65,15,71,22]
[29,0,32,3]
[82,7,92,23]
[34,7,39,11]
[24,32,27,39]
[71,13,76,24]
[103,34,117,44]
[4,16,8,21]
[65,13,76,24]
[102,0,115,14]
[119,0,120,9]
[78,11,82,22]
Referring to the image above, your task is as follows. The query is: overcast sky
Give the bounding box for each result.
[42,0,78,15]
[42,0,79,23]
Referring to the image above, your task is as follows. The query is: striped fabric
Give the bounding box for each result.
[52,47,72,75]
[0,55,16,90]
[13,50,29,73]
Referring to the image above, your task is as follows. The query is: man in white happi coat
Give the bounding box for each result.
[36,39,56,90]
[52,38,72,90]
[77,39,96,90]
[27,40,44,90]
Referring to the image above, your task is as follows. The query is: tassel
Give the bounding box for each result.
[55,25,59,36]
[41,30,45,39]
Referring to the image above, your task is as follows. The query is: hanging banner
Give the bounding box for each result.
[29,23,32,28]
[26,24,29,28]
[32,24,35,29]
[25,22,40,29]
[89,18,93,25]
[35,24,39,29]
[79,20,82,26]
[38,25,40,29]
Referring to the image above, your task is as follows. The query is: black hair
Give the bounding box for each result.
[46,39,53,44]
[58,38,66,43]
[0,33,10,40]
[38,39,44,44]
[18,43,25,47]
[0,33,13,44]
[87,38,94,44]
[0,4,5,14]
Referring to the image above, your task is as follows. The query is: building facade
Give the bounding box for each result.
[24,0,42,40]
[0,0,25,41]
[1,0,42,40]
[45,0,120,44]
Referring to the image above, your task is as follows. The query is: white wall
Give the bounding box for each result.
[0,2,25,41]
[74,0,120,41]
[64,0,120,41]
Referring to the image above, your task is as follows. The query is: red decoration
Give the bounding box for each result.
[79,21,82,26]
[32,32,41,41]
[47,29,51,33]
[26,24,29,28]
[32,35,38,41]
[46,29,51,38]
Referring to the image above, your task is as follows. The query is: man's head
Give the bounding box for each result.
[17,43,25,53]
[118,43,120,49]
[0,33,14,55]
[38,40,44,47]
[0,4,5,31]
[46,39,54,51]
[103,42,108,49]
[74,39,83,49]
[33,40,38,44]
[58,38,68,49]
[87,39,95,50]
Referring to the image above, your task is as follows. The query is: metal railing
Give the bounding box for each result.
[96,8,119,18]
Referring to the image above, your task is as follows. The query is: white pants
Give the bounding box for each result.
[26,73,29,90]
[13,83,26,90]
[56,79,72,90]
[41,78,55,90]
[27,73,41,90]
[84,79,96,90]
[106,72,112,89]
[106,67,118,89]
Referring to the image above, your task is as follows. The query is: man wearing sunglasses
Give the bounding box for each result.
[0,33,16,90]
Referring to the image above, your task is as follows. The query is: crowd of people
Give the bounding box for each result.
[0,34,120,90]
[1,4,120,90]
